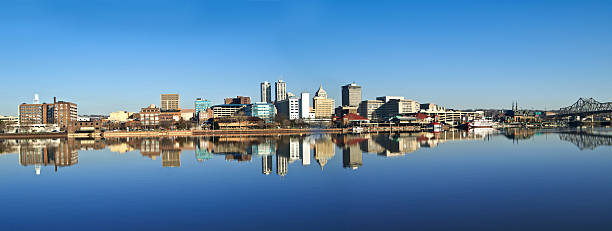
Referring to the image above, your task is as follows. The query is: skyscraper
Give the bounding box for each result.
[313,85,334,119]
[275,80,287,103]
[300,92,312,119]
[342,82,362,107]
[260,81,271,103]
[161,94,180,111]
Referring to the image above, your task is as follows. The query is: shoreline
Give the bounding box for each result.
[0,127,422,139]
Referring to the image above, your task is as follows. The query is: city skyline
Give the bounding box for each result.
[1,0,612,115]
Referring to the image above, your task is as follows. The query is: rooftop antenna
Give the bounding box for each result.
[33,94,40,104]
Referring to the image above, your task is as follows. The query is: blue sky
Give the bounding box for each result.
[1,0,611,115]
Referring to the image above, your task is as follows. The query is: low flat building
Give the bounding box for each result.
[357,96,419,121]
[420,103,446,113]
[180,109,195,121]
[421,110,484,125]
[68,121,103,133]
[211,104,247,118]
[109,111,133,122]
[0,115,19,125]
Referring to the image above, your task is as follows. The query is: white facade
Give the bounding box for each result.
[300,92,314,119]
[0,115,19,124]
[301,141,311,166]
[109,111,132,122]
[420,103,447,113]
[260,82,271,103]
[275,80,287,103]
[289,138,300,163]
[77,117,91,122]
[288,98,300,120]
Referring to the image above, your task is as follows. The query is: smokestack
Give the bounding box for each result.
[54,97,56,104]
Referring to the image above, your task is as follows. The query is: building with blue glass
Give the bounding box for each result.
[194,98,212,118]
[245,102,276,123]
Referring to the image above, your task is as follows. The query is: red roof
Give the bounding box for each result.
[342,113,369,121]
[415,113,431,120]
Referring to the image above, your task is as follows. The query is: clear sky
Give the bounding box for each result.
[1,0,611,115]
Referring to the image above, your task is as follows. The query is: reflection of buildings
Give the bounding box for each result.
[359,138,386,154]
[225,153,252,162]
[342,145,362,169]
[276,154,287,176]
[162,149,181,167]
[108,143,134,153]
[314,136,335,169]
[300,139,311,166]
[195,139,213,162]
[362,130,499,157]
[56,139,79,167]
[262,155,273,175]
[252,141,274,156]
[140,139,160,160]
[289,138,300,163]
[503,128,537,141]
[17,139,78,175]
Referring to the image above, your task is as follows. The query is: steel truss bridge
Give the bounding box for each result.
[558,98,612,117]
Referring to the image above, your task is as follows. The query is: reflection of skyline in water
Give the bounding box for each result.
[1,128,610,175]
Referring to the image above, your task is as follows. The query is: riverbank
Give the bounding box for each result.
[0,132,67,139]
[0,126,423,139]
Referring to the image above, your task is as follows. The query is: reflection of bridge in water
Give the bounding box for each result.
[558,131,612,150]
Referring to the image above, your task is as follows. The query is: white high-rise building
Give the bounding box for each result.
[275,80,287,103]
[260,82,271,103]
[300,92,314,119]
[288,98,300,120]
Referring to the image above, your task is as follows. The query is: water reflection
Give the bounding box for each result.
[1,128,610,176]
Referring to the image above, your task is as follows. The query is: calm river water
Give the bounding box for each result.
[1,128,611,231]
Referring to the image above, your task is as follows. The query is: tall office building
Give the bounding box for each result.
[260,82,271,103]
[300,92,313,119]
[313,85,335,119]
[53,100,78,129]
[342,82,362,107]
[276,98,300,120]
[161,94,180,111]
[275,80,287,103]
